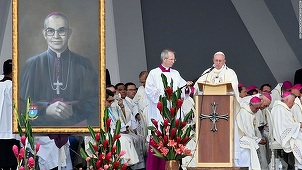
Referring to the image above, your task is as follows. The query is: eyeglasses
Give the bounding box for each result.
[214,59,225,63]
[106,99,114,103]
[45,27,68,36]
[262,90,271,94]
[166,58,176,62]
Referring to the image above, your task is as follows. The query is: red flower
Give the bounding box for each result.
[35,142,40,153]
[152,119,158,128]
[163,118,169,128]
[103,139,109,148]
[181,136,189,144]
[155,130,162,137]
[106,118,112,131]
[163,136,168,144]
[96,159,102,169]
[113,161,120,169]
[170,107,175,117]
[175,119,180,128]
[170,128,177,139]
[177,137,181,144]
[176,99,183,109]
[121,163,128,170]
[95,133,100,142]
[165,87,173,99]
[27,157,35,168]
[182,122,187,128]
[114,134,121,141]
[157,102,163,112]
[105,152,112,162]
[111,145,116,153]
[93,144,98,151]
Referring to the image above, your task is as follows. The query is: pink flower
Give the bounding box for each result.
[18,148,24,160]
[184,148,192,155]
[21,135,26,147]
[19,166,25,170]
[12,145,18,158]
[159,147,169,156]
[86,157,90,162]
[168,139,177,147]
[119,150,126,157]
[27,157,35,168]
[35,142,40,153]
[104,164,109,170]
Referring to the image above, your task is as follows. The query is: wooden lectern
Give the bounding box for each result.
[195,82,234,167]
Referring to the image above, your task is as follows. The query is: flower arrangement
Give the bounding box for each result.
[13,98,40,170]
[80,108,128,170]
[148,74,194,161]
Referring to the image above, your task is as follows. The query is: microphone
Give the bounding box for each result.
[201,64,215,77]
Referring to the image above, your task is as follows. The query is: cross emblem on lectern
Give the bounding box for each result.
[199,102,229,132]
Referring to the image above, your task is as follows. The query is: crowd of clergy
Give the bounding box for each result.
[2,50,302,170]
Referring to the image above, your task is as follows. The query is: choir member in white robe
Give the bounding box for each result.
[236,96,265,169]
[0,60,20,169]
[145,49,193,170]
[194,51,239,101]
[133,71,149,139]
[33,136,72,170]
[271,92,302,169]
[106,90,145,169]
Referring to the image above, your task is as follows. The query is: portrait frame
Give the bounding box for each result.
[12,0,105,133]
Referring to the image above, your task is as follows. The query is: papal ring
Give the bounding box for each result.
[57,108,62,113]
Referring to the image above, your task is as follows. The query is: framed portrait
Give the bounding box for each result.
[12,0,105,133]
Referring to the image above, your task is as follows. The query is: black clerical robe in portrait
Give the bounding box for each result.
[20,48,99,126]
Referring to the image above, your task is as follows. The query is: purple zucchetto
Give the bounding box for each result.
[246,85,258,93]
[238,83,244,88]
[282,91,293,98]
[291,84,302,91]
[282,81,293,90]
[262,93,272,101]
[250,96,261,103]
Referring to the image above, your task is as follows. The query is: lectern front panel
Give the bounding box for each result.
[195,95,234,167]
